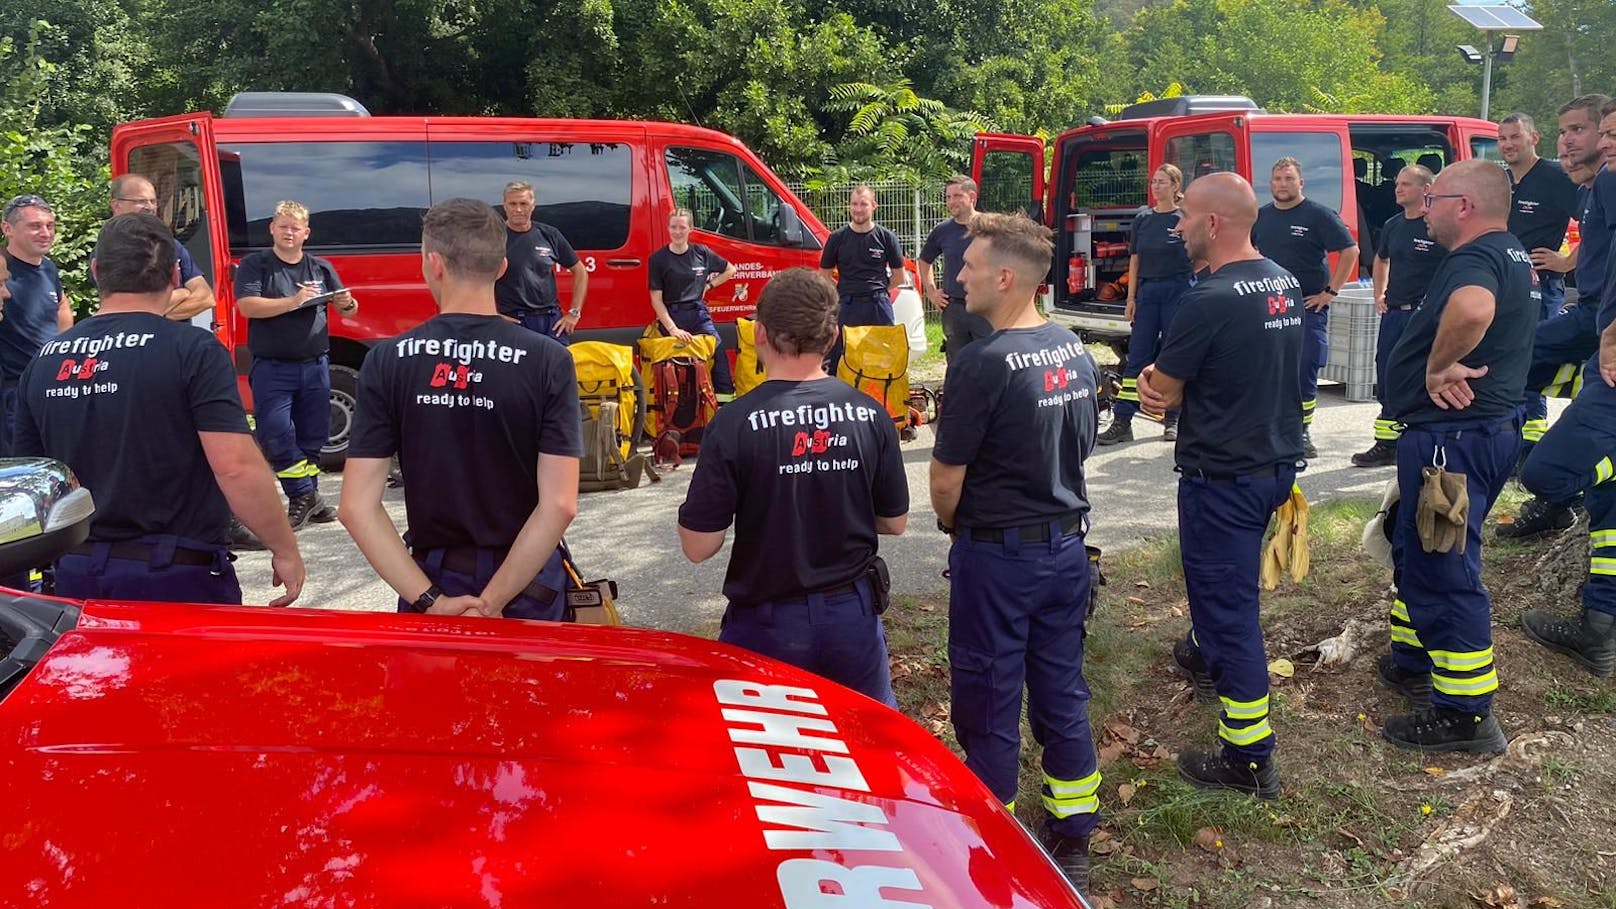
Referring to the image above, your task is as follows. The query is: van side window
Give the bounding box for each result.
[1164,132,1238,188]
[429,141,633,250]
[127,141,213,277]
[220,141,430,251]
[665,148,750,241]
[1471,136,1501,162]
[1251,132,1345,212]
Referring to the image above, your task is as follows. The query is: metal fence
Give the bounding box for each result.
[785,179,951,260]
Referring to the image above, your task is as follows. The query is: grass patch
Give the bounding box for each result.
[1544,681,1616,714]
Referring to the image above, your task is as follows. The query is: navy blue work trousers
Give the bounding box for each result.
[55,535,241,605]
[399,545,570,622]
[250,355,329,499]
[719,575,895,707]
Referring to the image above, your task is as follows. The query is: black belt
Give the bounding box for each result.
[1180,463,1298,482]
[841,292,886,303]
[666,300,705,311]
[416,545,558,606]
[70,541,218,566]
[966,511,1085,543]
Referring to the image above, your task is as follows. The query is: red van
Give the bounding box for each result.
[970,95,1501,342]
[110,92,831,466]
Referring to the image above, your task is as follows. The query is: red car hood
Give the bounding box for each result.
[0,601,1082,908]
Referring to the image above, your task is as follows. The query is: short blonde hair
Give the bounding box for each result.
[669,207,694,224]
[273,200,310,224]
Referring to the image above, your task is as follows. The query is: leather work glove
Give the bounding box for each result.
[1417,466,1470,554]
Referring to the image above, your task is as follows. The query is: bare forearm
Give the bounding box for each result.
[570,268,588,312]
[1427,305,1491,374]
[1372,258,1388,303]
[168,283,216,321]
[236,295,297,318]
[216,465,298,556]
[1330,247,1360,290]
[343,502,434,601]
[650,291,676,331]
[482,501,577,611]
[929,462,964,528]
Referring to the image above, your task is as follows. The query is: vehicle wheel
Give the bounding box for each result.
[321,363,359,472]
[629,365,648,445]
[1096,366,1120,432]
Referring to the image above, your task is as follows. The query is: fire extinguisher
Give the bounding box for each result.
[1066,253,1086,294]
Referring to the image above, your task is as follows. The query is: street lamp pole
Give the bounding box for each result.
[1481,38,1494,120]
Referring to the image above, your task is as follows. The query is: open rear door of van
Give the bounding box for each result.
[972,134,1047,224]
[110,114,233,346]
[1150,112,1252,189]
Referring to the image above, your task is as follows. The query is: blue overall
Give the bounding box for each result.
[1115,274,1191,421]
[1300,307,1330,426]
[1388,413,1519,713]
[1520,304,1598,449]
[514,309,571,346]
[827,291,895,375]
[948,518,1100,838]
[1522,358,1616,618]
[719,574,895,707]
[399,545,570,621]
[54,535,241,605]
[1174,465,1296,763]
[1371,307,1417,441]
[661,302,733,394]
[250,355,329,498]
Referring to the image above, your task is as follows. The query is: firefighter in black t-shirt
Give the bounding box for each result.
[495,180,587,344]
[1351,164,1444,468]
[650,208,738,395]
[1375,160,1537,754]
[819,184,905,371]
[1251,157,1360,458]
[1139,173,1302,800]
[929,213,1100,894]
[340,198,583,621]
[678,268,908,704]
[15,214,304,605]
[234,200,358,530]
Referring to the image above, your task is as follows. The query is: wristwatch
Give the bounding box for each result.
[1324,286,1338,296]
[412,584,444,612]
[568,308,582,318]
[936,518,955,535]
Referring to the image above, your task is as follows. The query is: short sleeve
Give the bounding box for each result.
[932,352,1002,466]
[883,228,905,267]
[1376,216,1397,259]
[538,351,584,458]
[705,245,730,274]
[648,250,666,291]
[348,349,399,459]
[186,334,251,434]
[871,416,909,519]
[1154,289,1221,383]
[234,254,265,298]
[1598,171,1616,230]
[819,231,839,270]
[920,224,943,264]
[1319,206,1356,251]
[1129,210,1148,254]
[318,258,346,292]
[549,228,580,269]
[677,416,739,533]
[1449,248,1502,297]
[175,241,203,284]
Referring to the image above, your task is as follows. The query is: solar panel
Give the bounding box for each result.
[1446,4,1544,30]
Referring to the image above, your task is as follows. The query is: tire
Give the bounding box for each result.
[320,363,360,472]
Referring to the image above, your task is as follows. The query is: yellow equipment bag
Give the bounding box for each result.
[1260,483,1311,590]
[733,317,766,397]
[837,324,911,430]
[569,341,638,458]
[638,330,719,455]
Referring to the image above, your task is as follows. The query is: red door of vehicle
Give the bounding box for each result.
[972,134,1048,224]
[1150,112,1252,190]
[109,115,240,393]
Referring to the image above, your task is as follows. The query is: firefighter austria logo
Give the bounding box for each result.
[1267,294,1291,316]
[1044,366,1072,392]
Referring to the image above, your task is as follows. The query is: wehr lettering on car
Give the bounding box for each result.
[714,680,934,909]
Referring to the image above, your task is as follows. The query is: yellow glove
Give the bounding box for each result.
[1286,484,1310,581]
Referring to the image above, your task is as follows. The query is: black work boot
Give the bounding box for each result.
[226,517,266,552]
[1521,608,1616,678]
[1496,496,1576,540]
[287,491,328,530]
[1172,638,1217,704]
[1301,428,1318,459]
[1097,420,1133,446]
[1162,416,1179,442]
[1177,748,1281,799]
[1351,439,1398,468]
[1376,652,1432,708]
[1382,708,1507,754]
[1038,824,1090,896]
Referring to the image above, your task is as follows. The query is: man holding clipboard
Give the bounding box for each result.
[235,200,358,530]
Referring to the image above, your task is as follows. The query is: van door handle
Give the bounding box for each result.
[605,258,641,267]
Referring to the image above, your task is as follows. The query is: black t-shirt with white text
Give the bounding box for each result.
[1130,208,1192,279]
[1154,258,1305,473]
[1251,199,1355,296]
[495,222,580,316]
[1384,231,1538,425]
[919,219,971,298]
[14,312,249,544]
[348,314,584,550]
[234,251,345,360]
[933,322,1097,528]
[1508,157,1579,259]
[678,378,907,607]
[649,244,729,306]
[820,224,904,296]
[1376,213,1446,309]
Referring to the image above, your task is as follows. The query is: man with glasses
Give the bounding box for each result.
[92,174,215,323]
[1,194,73,456]
[1375,161,1536,754]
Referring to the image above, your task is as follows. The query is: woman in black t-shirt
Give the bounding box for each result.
[1100,164,1194,445]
